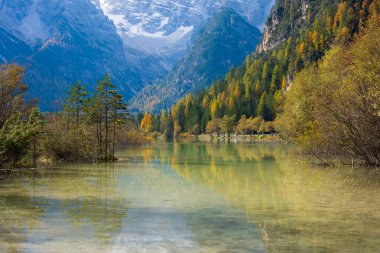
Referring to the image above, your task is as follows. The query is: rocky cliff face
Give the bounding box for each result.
[258,11,280,53]
[258,0,310,53]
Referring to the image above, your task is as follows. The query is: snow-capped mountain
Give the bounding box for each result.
[93,0,274,67]
[0,0,274,110]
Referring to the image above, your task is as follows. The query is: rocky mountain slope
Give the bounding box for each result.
[131,8,262,112]
[94,0,274,68]
[0,0,141,110]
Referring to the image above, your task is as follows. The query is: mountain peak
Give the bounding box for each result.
[94,0,273,60]
[131,9,262,112]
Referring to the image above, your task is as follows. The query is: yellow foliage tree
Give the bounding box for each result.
[140,112,153,132]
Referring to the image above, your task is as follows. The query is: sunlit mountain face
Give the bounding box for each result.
[0,0,274,110]
[93,0,274,66]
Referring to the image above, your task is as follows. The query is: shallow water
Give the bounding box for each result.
[0,142,379,252]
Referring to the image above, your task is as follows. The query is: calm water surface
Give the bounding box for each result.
[0,143,379,252]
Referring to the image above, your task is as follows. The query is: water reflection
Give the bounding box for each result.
[0,173,44,253]
[121,143,380,252]
[0,143,379,252]
[164,143,380,252]
[0,164,128,252]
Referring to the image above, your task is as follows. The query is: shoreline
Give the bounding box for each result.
[176,133,282,143]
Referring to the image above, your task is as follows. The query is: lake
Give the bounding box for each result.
[0,142,379,252]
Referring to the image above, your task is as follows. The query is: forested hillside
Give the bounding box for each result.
[160,0,378,133]
[277,14,380,166]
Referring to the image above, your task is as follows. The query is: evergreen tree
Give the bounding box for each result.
[164,115,174,139]
[64,81,89,128]
[257,92,267,120]
[160,110,166,133]
[0,107,43,168]
[89,73,122,160]
[110,91,129,160]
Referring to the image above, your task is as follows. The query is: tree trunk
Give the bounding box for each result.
[112,120,116,161]
[76,110,79,128]
[99,112,102,160]
[33,137,37,168]
[104,100,108,161]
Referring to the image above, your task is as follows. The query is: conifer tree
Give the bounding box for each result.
[110,91,128,160]
[160,110,166,133]
[257,92,267,120]
[64,81,89,128]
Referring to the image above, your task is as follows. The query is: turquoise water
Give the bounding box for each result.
[0,142,379,252]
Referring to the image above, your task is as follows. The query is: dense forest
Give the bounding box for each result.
[140,0,380,165]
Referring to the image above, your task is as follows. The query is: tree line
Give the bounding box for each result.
[138,110,276,139]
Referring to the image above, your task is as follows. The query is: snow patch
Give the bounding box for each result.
[18,0,49,44]
[159,17,169,29]
[120,25,193,55]
[98,0,128,29]
[96,0,195,54]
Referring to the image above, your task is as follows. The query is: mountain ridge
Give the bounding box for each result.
[131,7,262,113]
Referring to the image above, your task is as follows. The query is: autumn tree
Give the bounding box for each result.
[277,14,380,165]
[221,115,235,138]
[0,64,43,168]
[0,64,36,127]
[236,115,249,135]
[140,112,153,132]
[206,118,222,137]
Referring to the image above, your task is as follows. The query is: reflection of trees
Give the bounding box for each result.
[275,165,380,252]
[170,143,285,252]
[0,164,129,252]
[70,143,380,252]
[164,143,380,252]
[37,163,128,246]
[0,172,44,253]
